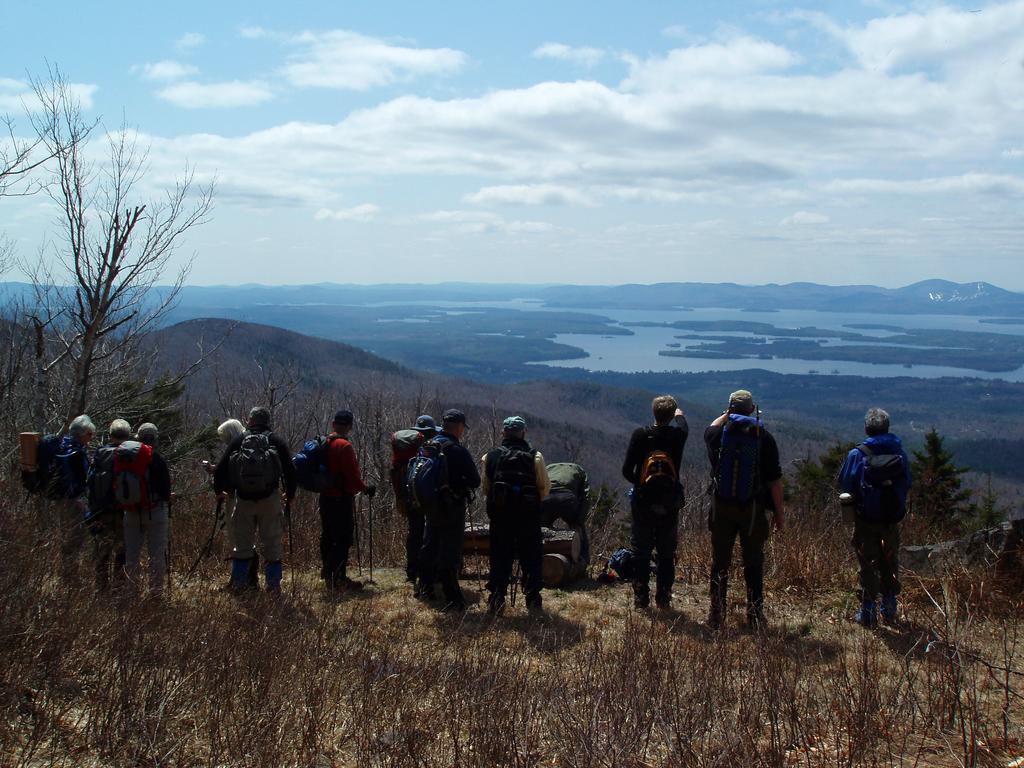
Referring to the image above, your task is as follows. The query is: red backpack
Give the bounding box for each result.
[112,440,154,510]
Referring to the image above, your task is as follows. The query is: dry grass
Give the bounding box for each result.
[1,490,1022,768]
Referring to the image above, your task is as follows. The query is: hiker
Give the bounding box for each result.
[541,462,591,566]
[414,409,480,610]
[213,407,296,593]
[122,423,171,596]
[705,389,784,630]
[209,418,260,587]
[391,415,438,585]
[837,407,912,627]
[481,415,550,615]
[87,419,137,592]
[317,409,376,592]
[622,395,688,609]
[54,414,95,582]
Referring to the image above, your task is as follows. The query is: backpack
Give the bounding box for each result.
[89,445,118,509]
[715,417,761,504]
[857,443,906,522]
[391,429,426,493]
[636,448,680,514]
[112,440,153,509]
[21,434,66,497]
[404,436,452,516]
[487,445,539,515]
[230,431,282,497]
[602,547,653,582]
[292,435,339,493]
[547,462,587,497]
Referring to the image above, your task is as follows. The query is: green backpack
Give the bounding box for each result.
[547,462,588,497]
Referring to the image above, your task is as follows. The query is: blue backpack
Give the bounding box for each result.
[715,415,762,504]
[604,547,653,582]
[292,435,338,493]
[404,436,452,515]
[857,443,907,522]
[21,434,68,498]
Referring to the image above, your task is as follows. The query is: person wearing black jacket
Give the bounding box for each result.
[622,395,689,609]
[481,416,551,615]
[123,422,172,596]
[214,407,296,593]
[704,389,784,630]
[417,409,480,611]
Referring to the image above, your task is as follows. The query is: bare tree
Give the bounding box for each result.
[24,69,213,429]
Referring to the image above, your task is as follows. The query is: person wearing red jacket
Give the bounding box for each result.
[320,410,376,591]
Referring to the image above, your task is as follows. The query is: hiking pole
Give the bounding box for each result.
[353,496,363,577]
[166,495,174,599]
[367,492,374,585]
[186,497,224,579]
[285,498,295,597]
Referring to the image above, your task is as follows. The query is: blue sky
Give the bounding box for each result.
[2,0,1023,288]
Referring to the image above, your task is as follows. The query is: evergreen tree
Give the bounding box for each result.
[975,473,1007,530]
[910,428,972,525]
[792,441,856,512]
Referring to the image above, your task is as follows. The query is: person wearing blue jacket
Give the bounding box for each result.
[838,407,912,627]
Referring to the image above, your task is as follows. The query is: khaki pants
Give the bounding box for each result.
[230,494,284,562]
[124,503,169,593]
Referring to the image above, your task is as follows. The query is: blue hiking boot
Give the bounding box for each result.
[855,599,877,628]
[879,594,898,623]
[230,558,252,592]
[265,561,283,593]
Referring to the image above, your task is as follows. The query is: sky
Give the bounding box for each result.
[2,0,1023,288]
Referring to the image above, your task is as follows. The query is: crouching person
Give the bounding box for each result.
[122,422,171,596]
[541,462,591,566]
[838,408,911,627]
[214,407,296,593]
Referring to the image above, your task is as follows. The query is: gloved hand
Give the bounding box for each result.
[365,484,377,499]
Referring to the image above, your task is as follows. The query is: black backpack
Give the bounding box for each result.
[89,445,118,510]
[488,445,538,515]
[857,443,906,521]
[230,431,282,497]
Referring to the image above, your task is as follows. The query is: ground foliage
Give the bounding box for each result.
[1,482,1022,768]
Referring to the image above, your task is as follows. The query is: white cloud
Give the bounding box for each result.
[239,25,269,40]
[780,211,830,226]
[532,43,605,68]
[140,60,199,81]
[282,30,466,90]
[175,32,206,50]
[157,80,274,109]
[825,173,1024,197]
[314,203,381,221]
[420,209,555,235]
[0,77,97,112]
[465,184,595,206]
[1004,148,1024,159]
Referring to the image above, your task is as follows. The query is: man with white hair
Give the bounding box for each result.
[838,407,912,627]
[214,407,296,593]
[55,414,96,581]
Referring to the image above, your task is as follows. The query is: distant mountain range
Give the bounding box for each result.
[160,279,1024,316]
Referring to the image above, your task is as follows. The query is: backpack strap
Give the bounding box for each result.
[856,443,873,457]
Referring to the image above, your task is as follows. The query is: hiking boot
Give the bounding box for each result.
[633,583,650,609]
[230,558,253,593]
[525,591,543,614]
[442,599,467,614]
[655,589,672,610]
[486,592,506,617]
[880,594,898,623]
[337,576,364,592]
[747,607,767,632]
[414,581,436,600]
[707,606,724,630]
[856,600,878,628]
[264,561,283,593]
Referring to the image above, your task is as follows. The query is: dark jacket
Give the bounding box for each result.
[147,451,172,504]
[622,419,689,486]
[704,416,782,510]
[59,435,91,499]
[438,431,481,503]
[214,427,297,501]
